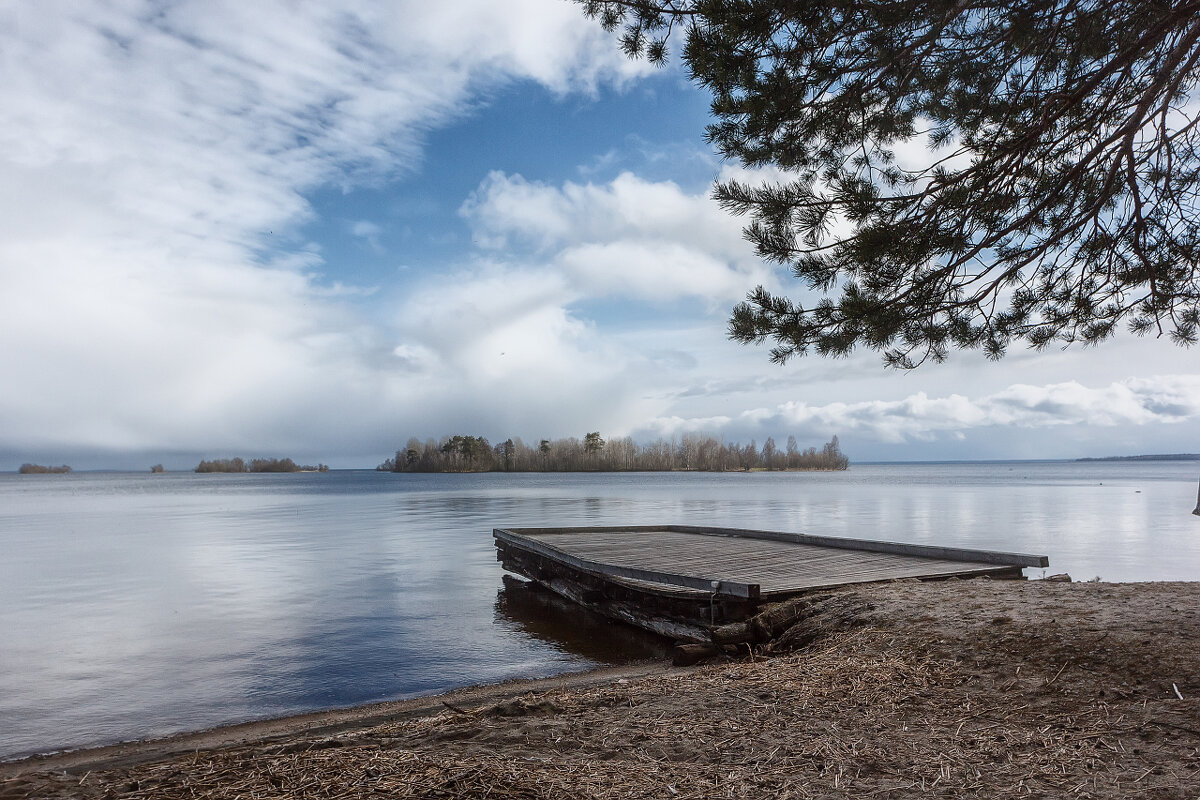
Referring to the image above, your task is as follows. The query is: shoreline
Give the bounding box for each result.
[0,662,672,775]
[4,579,1198,798]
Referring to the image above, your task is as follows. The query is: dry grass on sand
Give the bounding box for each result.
[4,580,1199,799]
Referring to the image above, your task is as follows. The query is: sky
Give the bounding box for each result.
[2,0,1197,470]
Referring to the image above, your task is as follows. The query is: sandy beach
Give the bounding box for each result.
[3,579,1198,799]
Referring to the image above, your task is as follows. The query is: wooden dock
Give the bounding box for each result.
[494,525,1049,644]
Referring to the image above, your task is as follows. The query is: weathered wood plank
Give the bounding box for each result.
[676,525,1049,568]
[494,529,761,599]
[504,525,1048,569]
[524,529,1013,590]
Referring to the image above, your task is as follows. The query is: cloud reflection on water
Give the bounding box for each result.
[1,464,1197,759]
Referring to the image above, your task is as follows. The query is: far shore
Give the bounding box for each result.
[4,579,1197,799]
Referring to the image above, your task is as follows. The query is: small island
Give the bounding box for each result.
[17,463,72,474]
[195,458,330,473]
[378,432,849,473]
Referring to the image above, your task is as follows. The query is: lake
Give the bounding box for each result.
[2,461,1198,760]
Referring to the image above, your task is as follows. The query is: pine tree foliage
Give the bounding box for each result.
[580,0,1200,366]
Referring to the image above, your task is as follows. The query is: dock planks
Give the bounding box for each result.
[494,525,1048,599]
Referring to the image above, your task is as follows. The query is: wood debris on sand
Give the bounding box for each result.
[4,580,1198,799]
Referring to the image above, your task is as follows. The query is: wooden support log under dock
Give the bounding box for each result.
[672,643,720,666]
[533,575,710,643]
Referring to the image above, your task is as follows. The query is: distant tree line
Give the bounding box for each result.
[18,463,72,474]
[1075,453,1200,462]
[377,433,848,473]
[195,458,330,473]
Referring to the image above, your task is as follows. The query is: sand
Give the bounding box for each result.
[3,579,1198,799]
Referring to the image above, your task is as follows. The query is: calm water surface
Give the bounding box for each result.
[1,462,1198,759]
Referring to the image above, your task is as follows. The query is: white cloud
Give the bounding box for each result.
[559,240,756,301]
[641,414,734,437]
[366,166,789,442]
[355,258,666,440]
[638,375,1200,446]
[0,1,652,460]
[2,1,1196,465]
[461,171,776,303]
[350,220,384,253]
[394,265,580,374]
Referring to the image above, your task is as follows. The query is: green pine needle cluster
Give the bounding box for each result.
[581,0,1200,367]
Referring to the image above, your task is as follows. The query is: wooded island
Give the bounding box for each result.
[18,463,72,474]
[195,458,330,473]
[377,433,848,473]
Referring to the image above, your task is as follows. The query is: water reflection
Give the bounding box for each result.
[493,576,672,663]
[2,463,1198,760]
